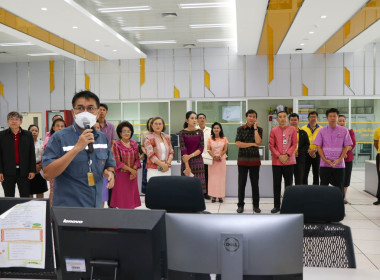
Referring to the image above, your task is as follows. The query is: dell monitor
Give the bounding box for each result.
[0,198,56,279]
[52,207,167,280]
[166,213,303,280]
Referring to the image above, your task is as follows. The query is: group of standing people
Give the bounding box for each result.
[2,93,380,211]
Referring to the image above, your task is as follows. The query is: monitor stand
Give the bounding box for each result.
[90,259,118,280]
[220,233,243,280]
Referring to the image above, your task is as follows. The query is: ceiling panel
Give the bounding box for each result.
[74,0,237,50]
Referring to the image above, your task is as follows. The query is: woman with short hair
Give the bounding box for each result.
[111,121,141,209]
[144,117,174,182]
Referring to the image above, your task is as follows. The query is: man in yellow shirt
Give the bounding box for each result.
[301,111,323,185]
[373,127,380,205]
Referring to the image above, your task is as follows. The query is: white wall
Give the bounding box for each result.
[1,44,380,129]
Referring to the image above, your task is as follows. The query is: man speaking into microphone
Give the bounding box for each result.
[42,91,116,208]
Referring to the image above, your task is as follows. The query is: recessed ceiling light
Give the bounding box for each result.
[113,49,117,52]
[95,39,100,42]
[189,23,230,29]
[73,26,78,29]
[300,43,305,46]
[138,40,177,45]
[122,26,166,31]
[0,42,34,46]
[179,2,230,9]
[41,7,47,11]
[321,15,327,19]
[27,53,59,57]
[197,38,233,43]
[308,31,314,34]
[98,6,151,13]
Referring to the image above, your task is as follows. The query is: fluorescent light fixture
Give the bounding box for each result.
[98,6,151,13]
[0,42,34,46]
[122,26,166,31]
[138,40,177,44]
[27,53,59,56]
[189,23,230,29]
[179,2,229,9]
[197,38,233,43]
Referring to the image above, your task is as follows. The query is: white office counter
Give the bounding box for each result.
[138,160,275,198]
[365,160,378,196]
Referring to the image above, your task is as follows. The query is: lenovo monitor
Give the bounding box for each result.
[52,207,166,280]
[166,213,303,280]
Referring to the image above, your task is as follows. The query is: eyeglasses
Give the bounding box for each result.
[9,118,21,122]
[121,130,132,134]
[74,106,98,113]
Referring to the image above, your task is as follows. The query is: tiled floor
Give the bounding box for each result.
[138,169,380,270]
[1,169,379,269]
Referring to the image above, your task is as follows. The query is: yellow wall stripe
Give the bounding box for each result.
[140,58,145,86]
[85,74,90,90]
[49,60,55,93]
[257,0,304,55]
[302,84,308,96]
[0,82,4,97]
[317,0,380,54]
[174,86,180,98]
[344,67,350,87]
[204,70,210,90]
[268,55,274,84]
[0,8,104,61]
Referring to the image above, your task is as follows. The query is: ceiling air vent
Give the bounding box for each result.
[183,44,196,48]
[162,12,178,18]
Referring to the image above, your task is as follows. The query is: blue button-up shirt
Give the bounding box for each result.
[42,123,116,208]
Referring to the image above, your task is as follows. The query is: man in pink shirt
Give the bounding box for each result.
[269,111,297,213]
[314,108,352,196]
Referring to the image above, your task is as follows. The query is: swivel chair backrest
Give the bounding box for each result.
[280,185,344,223]
[145,176,206,213]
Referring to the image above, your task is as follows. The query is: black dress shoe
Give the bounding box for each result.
[237,207,244,213]
[271,207,280,214]
[253,207,261,213]
[219,198,224,203]
[211,199,216,203]
[204,194,211,200]
[374,200,380,205]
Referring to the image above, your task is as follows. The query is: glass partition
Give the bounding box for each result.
[196,100,246,160]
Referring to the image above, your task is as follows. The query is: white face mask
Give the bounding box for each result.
[74,111,97,129]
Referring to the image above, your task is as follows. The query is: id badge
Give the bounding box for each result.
[88,172,95,186]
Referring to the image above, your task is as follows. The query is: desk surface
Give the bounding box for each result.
[304,267,380,280]
[2,268,380,280]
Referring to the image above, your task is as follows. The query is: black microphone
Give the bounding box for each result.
[83,118,94,153]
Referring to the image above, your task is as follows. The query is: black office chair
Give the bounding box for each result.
[145,176,207,213]
[280,185,356,268]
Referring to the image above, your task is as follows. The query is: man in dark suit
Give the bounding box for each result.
[0,111,36,197]
[289,113,310,185]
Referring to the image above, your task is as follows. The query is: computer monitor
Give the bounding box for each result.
[52,207,167,280]
[166,213,303,280]
[0,198,55,279]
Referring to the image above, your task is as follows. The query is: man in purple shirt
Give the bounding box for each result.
[98,103,117,207]
[314,108,352,196]
[98,103,117,148]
